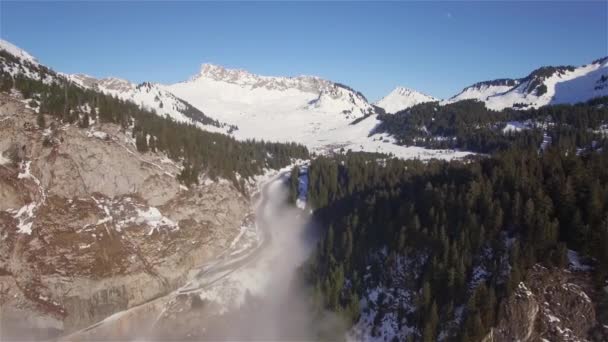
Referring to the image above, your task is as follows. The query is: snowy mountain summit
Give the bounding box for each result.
[165,64,378,141]
[0,39,39,66]
[445,57,608,110]
[180,63,375,119]
[375,86,439,113]
[193,63,359,96]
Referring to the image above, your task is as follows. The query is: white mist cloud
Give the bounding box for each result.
[146,172,328,340]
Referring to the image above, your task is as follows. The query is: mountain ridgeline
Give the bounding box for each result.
[0,49,309,190]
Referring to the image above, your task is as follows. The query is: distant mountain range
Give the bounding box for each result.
[1,38,606,158]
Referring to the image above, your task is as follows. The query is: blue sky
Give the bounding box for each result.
[1,1,606,101]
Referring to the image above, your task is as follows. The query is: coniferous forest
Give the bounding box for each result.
[295,107,608,340]
[376,98,608,154]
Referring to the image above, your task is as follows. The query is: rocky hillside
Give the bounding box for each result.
[0,93,249,340]
[485,264,607,341]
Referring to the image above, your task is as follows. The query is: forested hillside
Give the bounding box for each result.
[295,146,608,340]
[0,50,309,190]
[376,98,608,154]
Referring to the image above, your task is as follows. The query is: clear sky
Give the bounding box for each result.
[1,1,606,101]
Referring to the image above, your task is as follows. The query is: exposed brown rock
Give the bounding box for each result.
[0,93,250,339]
[486,264,600,342]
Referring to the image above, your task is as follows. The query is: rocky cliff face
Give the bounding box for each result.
[0,93,249,340]
[485,264,607,342]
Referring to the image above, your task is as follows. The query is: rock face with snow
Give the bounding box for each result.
[0,93,248,339]
[485,264,600,342]
[375,86,438,113]
[445,57,608,110]
[175,63,376,119]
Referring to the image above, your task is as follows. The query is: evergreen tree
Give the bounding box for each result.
[36,112,45,129]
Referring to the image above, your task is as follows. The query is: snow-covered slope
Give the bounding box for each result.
[0,39,56,84]
[484,58,608,110]
[165,64,470,160]
[166,63,377,120]
[445,58,608,110]
[0,39,39,66]
[444,79,520,105]
[375,87,438,113]
[67,74,233,133]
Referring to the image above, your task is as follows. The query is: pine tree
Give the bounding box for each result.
[37,112,45,129]
[79,113,90,128]
[135,133,148,153]
[288,165,300,204]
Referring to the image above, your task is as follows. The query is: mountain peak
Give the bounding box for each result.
[393,86,419,94]
[0,39,39,65]
[98,77,134,92]
[375,86,438,113]
[193,63,256,84]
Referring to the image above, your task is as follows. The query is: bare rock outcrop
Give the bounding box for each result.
[0,93,249,339]
[485,264,601,342]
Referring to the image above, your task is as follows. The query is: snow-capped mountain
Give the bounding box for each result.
[444,79,520,105]
[0,39,231,134]
[445,58,608,110]
[0,39,39,66]
[167,63,375,120]
[163,64,469,159]
[375,87,438,113]
[0,39,56,84]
